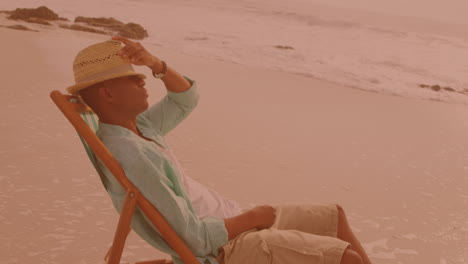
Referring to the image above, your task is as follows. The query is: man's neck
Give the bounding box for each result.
[99,114,139,136]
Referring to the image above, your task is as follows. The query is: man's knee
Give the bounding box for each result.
[335,204,346,219]
[341,249,363,264]
[335,204,344,213]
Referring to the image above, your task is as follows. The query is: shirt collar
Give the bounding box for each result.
[97,114,168,149]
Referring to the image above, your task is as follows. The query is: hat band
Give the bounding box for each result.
[77,63,136,83]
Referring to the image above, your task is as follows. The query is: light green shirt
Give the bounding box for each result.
[96,76,228,264]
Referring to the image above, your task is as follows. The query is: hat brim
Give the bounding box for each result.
[66,71,147,95]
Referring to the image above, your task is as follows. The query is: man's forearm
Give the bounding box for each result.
[223,210,258,241]
[224,205,276,241]
[149,57,191,93]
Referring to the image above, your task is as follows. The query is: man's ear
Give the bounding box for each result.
[98,84,115,103]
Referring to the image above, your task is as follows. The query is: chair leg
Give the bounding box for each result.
[134,259,173,264]
[105,226,132,262]
[106,191,139,264]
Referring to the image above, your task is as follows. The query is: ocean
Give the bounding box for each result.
[2,0,468,104]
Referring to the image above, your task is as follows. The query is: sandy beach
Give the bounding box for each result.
[1,11,467,264]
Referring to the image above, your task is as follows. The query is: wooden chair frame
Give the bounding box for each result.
[50,90,200,264]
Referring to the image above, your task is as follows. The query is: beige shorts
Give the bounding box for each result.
[217,203,350,264]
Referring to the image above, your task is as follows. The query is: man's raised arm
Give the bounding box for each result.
[149,55,191,93]
[112,36,199,136]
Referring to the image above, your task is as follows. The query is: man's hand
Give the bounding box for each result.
[252,205,276,230]
[112,36,191,93]
[112,36,159,68]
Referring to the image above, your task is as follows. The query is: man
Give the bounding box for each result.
[66,37,371,264]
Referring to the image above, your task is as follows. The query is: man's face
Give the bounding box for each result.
[105,75,149,114]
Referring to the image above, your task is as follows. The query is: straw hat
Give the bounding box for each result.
[66,40,147,95]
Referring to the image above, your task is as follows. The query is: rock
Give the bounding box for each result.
[117,22,148,40]
[8,6,59,21]
[420,84,459,93]
[14,17,52,25]
[2,7,148,39]
[273,45,295,50]
[442,86,455,92]
[430,85,441,91]
[74,16,148,39]
[4,6,65,26]
[1,24,39,32]
[74,16,123,27]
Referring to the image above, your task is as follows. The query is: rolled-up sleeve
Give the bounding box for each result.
[142,76,199,136]
[108,140,228,257]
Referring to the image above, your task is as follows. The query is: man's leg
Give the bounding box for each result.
[223,228,351,264]
[341,249,363,264]
[270,203,370,264]
[336,204,372,264]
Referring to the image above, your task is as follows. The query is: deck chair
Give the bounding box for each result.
[50,90,200,264]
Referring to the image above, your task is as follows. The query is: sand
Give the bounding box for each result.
[1,16,467,264]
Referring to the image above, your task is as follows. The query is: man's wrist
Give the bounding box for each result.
[149,56,163,73]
